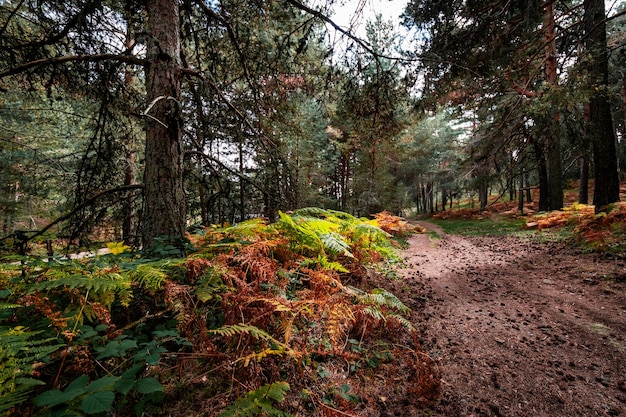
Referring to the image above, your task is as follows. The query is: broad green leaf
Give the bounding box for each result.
[81,391,115,414]
[135,377,162,394]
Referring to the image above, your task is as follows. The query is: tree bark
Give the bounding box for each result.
[579,154,590,204]
[532,135,550,211]
[142,0,186,248]
[122,2,138,246]
[544,2,563,210]
[584,0,620,211]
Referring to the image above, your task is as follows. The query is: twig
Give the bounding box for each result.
[318,402,359,417]
[108,308,172,339]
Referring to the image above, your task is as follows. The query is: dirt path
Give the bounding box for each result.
[396,222,626,416]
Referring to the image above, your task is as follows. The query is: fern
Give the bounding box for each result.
[209,324,294,364]
[209,324,287,348]
[385,312,416,332]
[347,287,414,330]
[292,207,330,218]
[319,232,352,257]
[356,288,411,315]
[299,256,349,273]
[221,218,269,238]
[218,382,292,417]
[133,263,169,292]
[0,327,63,413]
[195,265,230,302]
[31,269,133,309]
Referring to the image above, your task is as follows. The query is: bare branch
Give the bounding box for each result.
[21,184,144,242]
[0,54,144,79]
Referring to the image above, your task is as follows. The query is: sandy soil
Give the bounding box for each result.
[392,222,626,417]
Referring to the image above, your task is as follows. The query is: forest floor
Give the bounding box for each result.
[383,222,626,417]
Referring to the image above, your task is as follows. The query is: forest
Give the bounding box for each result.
[0,0,625,416]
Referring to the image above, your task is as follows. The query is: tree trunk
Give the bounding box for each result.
[531,131,550,211]
[579,154,590,204]
[584,0,620,211]
[142,0,186,248]
[518,169,524,214]
[122,4,138,246]
[619,76,626,180]
[544,2,563,210]
[478,181,488,212]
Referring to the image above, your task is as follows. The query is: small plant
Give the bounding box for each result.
[218,382,292,417]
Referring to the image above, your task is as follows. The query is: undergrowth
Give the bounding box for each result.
[432,199,626,256]
[0,208,438,416]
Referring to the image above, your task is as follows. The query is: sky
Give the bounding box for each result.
[330,0,409,37]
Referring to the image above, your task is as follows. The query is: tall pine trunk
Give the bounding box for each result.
[142,0,186,248]
[122,2,138,246]
[584,0,620,211]
[544,2,563,210]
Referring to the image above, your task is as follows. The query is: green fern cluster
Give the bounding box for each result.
[0,327,63,414]
[276,207,395,264]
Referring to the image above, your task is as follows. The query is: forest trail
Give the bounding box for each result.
[394,222,626,417]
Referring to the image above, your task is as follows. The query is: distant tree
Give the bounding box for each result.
[584,0,621,211]
[334,16,409,215]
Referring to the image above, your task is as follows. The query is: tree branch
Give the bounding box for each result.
[17,184,144,243]
[282,0,408,62]
[0,54,144,79]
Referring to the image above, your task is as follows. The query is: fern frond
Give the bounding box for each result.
[209,324,295,363]
[353,288,411,315]
[221,218,269,238]
[292,207,329,218]
[133,264,168,291]
[218,382,291,417]
[385,312,416,332]
[0,327,63,413]
[195,265,230,302]
[209,324,279,344]
[276,212,322,252]
[362,306,386,322]
[352,223,392,243]
[325,303,355,347]
[240,348,287,367]
[31,269,133,308]
[319,232,352,257]
[299,256,349,273]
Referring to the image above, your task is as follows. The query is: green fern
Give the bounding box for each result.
[357,288,411,315]
[0,327,63,414]
[209,324,294,364]
[277,211,355,260]
[195,266,230,302]
[385,312,416,332]
[209,324,287,348]
[220,218,269,238]
[348,287,415,330]
[133,263,169,292]
[299,255,349,273]
[291,207,330,218]
[276,211,321,254]
[33,271,131,299]
[218,382,292,417]
[319,232,352,257]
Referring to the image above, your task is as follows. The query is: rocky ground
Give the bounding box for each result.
[391,222,626,416]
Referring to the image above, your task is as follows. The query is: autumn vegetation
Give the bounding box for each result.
[0,209,442,416]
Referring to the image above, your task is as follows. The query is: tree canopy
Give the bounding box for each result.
[0,0,624,247]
